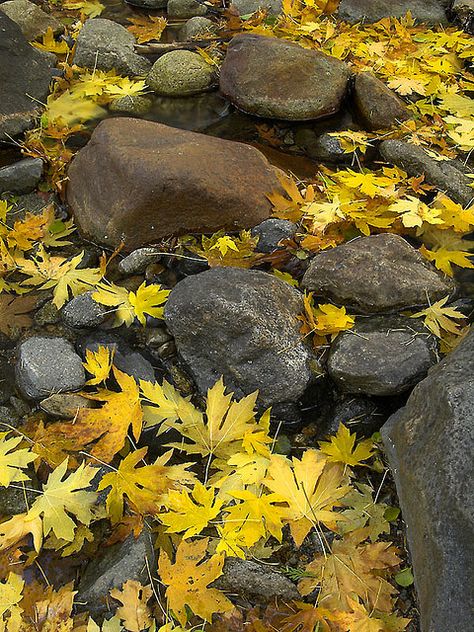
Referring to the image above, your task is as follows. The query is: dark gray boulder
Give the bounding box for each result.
[61,292,107,329]
[338,0,448,24]
[219,34,351,121]
[302,233,456,314]
[380,140,473,208]
[451,0,474,34]
[0,13,54,140]
[327,315,438,396]
[165,267,318,407]
[15,336,86,400]
[381,329,474,631]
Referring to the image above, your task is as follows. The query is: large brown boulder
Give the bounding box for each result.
[219,34,351,121]
[67,118,282,250]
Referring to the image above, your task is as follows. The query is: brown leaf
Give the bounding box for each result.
[0,293,37,336]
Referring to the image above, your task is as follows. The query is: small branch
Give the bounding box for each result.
[135,37,229,55]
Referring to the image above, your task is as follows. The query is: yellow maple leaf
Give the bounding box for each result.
[165,378,265,463]
[420,244,474,276]
[128,282,170,326]
[411,296,466,338]
[0,572,24,631]
[83,346,114,386]
[263,450,350,546]
[98,447,193,523]
[32,582,76,630]
[299,528,402,612]
[158,538,233,626]
[0,433,37,487]
[27,459,97,543]
[45,367,143,463]
[319,423,376,468]
[336,169,395,198]
[104,78,148,99]
[110,580,153,632]
[63,0,105,17]
[18,247,104,308]
[0,512,43,553]
[388,195,443,228]
[127,15,167,44]
[209,236,240,257]
[45,91,105,127]
[160,481,223,539]
[33,27,69,55]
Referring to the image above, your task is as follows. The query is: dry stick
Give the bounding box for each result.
[135,37,230,55]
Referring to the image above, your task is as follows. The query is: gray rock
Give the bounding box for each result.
[451,0,474,34]
[0,473,39,516]
[295,129,350,164]
[381,329,474,631]
[118,247,162,275]
[302,233,456,314]
[0,158,43,194]
[328,316,438,396]
[178,16,217,40]
[219,33,351,121]
[213,558,299,602]
[40,393,94,419]
[167,0,208,18]
[0,13,54,140]
[73,18,151,76]
[251,218,297,253]
[380,140,473,207]
[15,336,86,400]
[61,292,107,329]
[338,0,448,24]
[147,50,215,96]
[109,95,152,116]
[165,267,318,407]
[353,72,411,131]
[316,393,385,438]
[0,0,62,41]
[77,528,155,618]
[231,0,282,15]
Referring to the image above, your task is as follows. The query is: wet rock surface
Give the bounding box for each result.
[0,13,54,140]
[165,267,318,407]
[67,118,282,250]
[327,315,438,396]
[302,233,456,313]
[382,329,474,631]
[0,157,43,194]
[219,33,351,121]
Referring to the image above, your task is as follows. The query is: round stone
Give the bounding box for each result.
[146,50,215,96]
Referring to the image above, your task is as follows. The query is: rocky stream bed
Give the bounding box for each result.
[0,0,473,630]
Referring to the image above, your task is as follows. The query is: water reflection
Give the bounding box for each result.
[142,91,231,131]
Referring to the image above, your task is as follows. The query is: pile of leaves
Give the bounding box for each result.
[0,356,412,631]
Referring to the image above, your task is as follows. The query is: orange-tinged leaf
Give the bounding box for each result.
[0,294,37,337]
[127,15,167,44]
[298,529,401,612]
[110,580,153,632]
[158,538,233,625]
[45,367,143,463]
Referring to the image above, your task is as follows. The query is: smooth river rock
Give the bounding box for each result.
[302,233,456,313]
[165,267,318,408]
[219,33,351,121]
[353,72,411,131]
[67,118,282,250]
[382,329,474,631]
[0,0,62,41]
